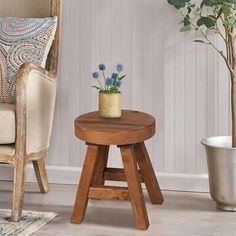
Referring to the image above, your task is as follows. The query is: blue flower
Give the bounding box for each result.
[116,80,122,87]
[99,64,106,71]
[111,73,118,79]
[92,72,99,79]
[105,77,114,86]
[116,64,123,72]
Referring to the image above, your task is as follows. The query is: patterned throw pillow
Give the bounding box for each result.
[0,16,57,104]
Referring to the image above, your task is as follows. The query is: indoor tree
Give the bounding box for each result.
[167,0,236,147]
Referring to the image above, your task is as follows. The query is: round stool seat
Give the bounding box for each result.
[74,110,155,145]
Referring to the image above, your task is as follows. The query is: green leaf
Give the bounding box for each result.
[228,16,236,27]
[91,86,102,91]
[194,39,207,43]
[200,0,215,8]
[197,25,208,34]
[203,0,214,7]
[184,16,190,26]
[197,16,216,28]
[222,0,236,5]
[167,0,190,9]
[189,6,200,18]
[118,75,126,80]
[200,1,204,8]
[216,7,223,19]
[222,5,231,16]
[208,15,216,20]
[180,25,191,31]
[109,86,119,93]
[177,7,188,17]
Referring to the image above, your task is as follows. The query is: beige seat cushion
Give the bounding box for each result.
[0,103,15,144]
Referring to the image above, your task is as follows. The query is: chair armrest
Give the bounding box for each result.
[15,62,57,156]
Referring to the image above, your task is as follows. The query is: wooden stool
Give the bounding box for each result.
[71,110,164,230]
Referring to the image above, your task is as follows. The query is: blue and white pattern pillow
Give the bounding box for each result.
[0,16,57,104]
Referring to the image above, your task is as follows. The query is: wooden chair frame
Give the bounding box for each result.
[0,0,62,221]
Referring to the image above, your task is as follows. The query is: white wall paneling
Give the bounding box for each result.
[0,0,231,192]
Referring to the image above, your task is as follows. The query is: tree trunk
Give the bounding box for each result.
[231,73,236,147]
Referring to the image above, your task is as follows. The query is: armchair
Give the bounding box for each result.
[0,0,62,221]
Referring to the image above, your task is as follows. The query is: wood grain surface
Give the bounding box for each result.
[74,110,155,145]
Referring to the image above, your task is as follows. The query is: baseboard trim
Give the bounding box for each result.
[0,164,209,192]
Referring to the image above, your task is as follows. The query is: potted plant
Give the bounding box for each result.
[92,63,126,118]
[167,0,236,211]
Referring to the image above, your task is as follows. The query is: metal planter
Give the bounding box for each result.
[201,136,236,211]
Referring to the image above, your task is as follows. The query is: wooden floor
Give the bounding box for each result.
[1,182,236,236]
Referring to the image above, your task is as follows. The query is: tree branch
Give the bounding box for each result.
[203,34,233,73]
[178,8,233,74]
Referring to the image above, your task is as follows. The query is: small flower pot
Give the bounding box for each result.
[99,92,121,118]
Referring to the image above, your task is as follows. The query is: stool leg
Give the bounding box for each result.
[71,144,99,224]
[120,145,149,230]
[92,145,109,185]
[134,142,164,205]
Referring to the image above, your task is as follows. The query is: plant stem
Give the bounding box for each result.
[202,34,233,73]
[97,79,104,90]
[231,73,236,147]
[102,71,107,90]
[230,30,235,68]
[230,26,236,147]
[225,27,230,63]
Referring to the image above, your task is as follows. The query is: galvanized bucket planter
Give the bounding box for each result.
[201,136,236,211]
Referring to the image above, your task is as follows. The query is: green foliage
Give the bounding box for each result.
[197,16,216,28]
[168,0,236,47]
[168,0,236,142]
[168,0,236,30]
[167,0,190,9]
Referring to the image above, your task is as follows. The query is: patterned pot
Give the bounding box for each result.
[99,92,121,118]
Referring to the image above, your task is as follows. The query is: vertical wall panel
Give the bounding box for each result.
[196,41,207,174]
[185,31,196,174]
[163,3,175,173]
[174,23,185,173]
[47,0,230,184]
[151,0,164,171]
